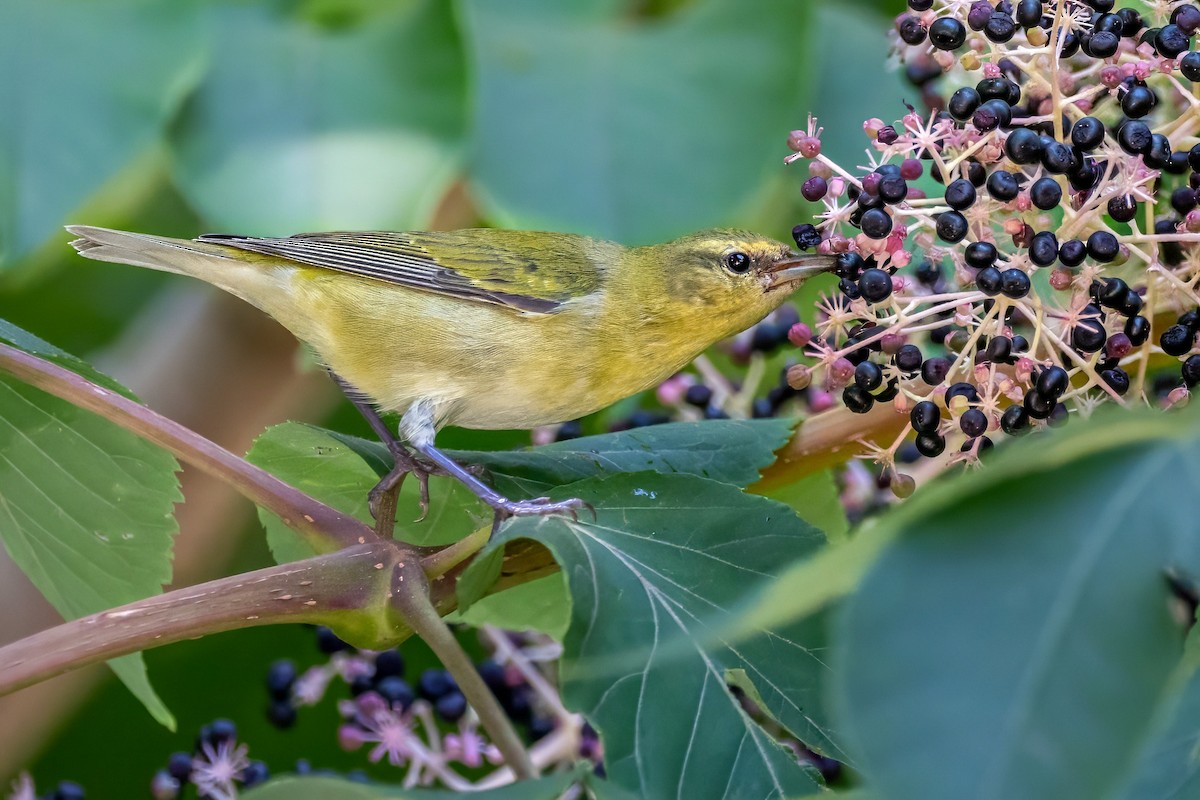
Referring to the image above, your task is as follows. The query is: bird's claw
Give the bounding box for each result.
[368,447,436,523]
[489,495,591,525]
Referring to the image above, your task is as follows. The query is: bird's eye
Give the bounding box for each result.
[724,251,752,274]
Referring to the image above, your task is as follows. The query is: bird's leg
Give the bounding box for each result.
[400,401,590,532]
[330,375,434,521]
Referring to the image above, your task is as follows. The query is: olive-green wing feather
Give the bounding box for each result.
[196,229,608,314]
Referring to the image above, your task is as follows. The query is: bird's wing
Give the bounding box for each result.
[196,229,606,314]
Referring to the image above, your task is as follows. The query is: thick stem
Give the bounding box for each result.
[0,342,374,553]
[0,543,407,697]
[391,559,537,780]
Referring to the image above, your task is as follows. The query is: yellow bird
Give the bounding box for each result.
[67,225,833,521]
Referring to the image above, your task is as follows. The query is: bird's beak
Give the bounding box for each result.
[765,252,837,290]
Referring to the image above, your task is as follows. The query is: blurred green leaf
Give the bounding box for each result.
[244,771,582,799]
[835,407,1200,800]
[762,468,849,544]
[459,0,814,243]
[1112,620,1200,799]
[0,0,202,270]
[171,0,466,234]
[450,573,571,639]
[805,3,910,170]
[0,322,181,728]
[461,473,837,798]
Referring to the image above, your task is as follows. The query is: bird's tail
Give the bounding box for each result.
[65,225,296,316]
[66,225,239,276]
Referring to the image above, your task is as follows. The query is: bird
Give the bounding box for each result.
[67,224,834,524]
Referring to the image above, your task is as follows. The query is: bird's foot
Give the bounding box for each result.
[488,496,594,534]
[369,447,444,523]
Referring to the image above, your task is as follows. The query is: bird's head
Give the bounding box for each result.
[623,228,837,340]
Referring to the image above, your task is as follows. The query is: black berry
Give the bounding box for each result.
[929,17,968,49]
[1030,177,1062,210]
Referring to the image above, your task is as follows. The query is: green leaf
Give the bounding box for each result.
[450,573,571,640]
[726,407,1190,640]
[0,325,181,728]
[457,418,795,497]
[762,468,849,544]
[1113,621,1200,799]
[245,422,490,563]
[244,771,581,799]
[248,419,793,562]
[835,406,1200,800]
[461,473,838,798]
[459,0,815,243]
[0,0,201,268]
[171,0,465,234]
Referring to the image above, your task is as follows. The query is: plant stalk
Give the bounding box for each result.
[0,543,405,697]
[391,558,537,780]
[0,342,374,553]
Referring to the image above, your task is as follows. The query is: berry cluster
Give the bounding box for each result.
[267,626,588,788]
[777,0,1200,492]
[151,720,268,800]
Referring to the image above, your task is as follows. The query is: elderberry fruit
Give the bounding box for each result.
[946,381,981,404]
[1183,51,1200,81]
[898,15,928,45]
[316,626,350,654]
[1005,128,1044,164]
[1107,194,1138,222]
[1030,231,1059,266]
[1030,177,1062,209]
[1121,84,1157,118]
[1024,389,1056,419]
[1156,24,1191,58]
[859,268,893,302]
[1036,365,1069,397]
[975,265,1003,295]
[1073,318,1107,352]
[922,356,951,385]
[792,223,822,250]
[1071,116,1105,150]
[895,344,923,372]
[1000,268,1032,298]
[684,384,713,407]
[987,170,1020,201]
[1101,367,1131,395]
[959,408,988,437]
[843,385,875,413]
[945,178,978,209]
[936,210,970,243]
[1084,230,1118,261]
[974,98,1013,130]
[915,432,947,457]
[1041,141,1076,174]
[948,87,981,120]
[910,400,941,433]
[854,361,883,391]
[965,241,999,268]
[929,17,967,49]
[1183,355,1200,386]
[1161,324,1196,356]
[436,691,469,722]
[1118,120,1153,154]
[268,700,298,729]
[860,208,894,239]
[377,676,416,709]
[1001,405,1030,435]
[1059,238,1087,267]
[266,659,297,701]
[1126,315,1151,345]
[418,668,456,701]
